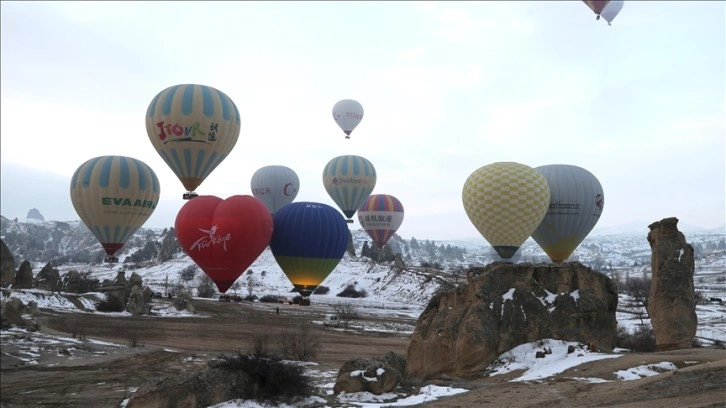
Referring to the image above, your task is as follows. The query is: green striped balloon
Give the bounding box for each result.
[322,155,376,221]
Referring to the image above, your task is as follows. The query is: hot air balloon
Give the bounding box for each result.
[323,155,377,223]
[250,165,300,215]
[462,162,550,259]
[583,0,610,18]
[600,0,623,25]
[70,155,160,263]
[357,194,404,249]
[269,202,348,297]
[146,84,241,200]
[531,164,605,264]
[175,195,273,293]
[332,99,364,139]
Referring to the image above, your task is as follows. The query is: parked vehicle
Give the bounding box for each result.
[323,314,339,327]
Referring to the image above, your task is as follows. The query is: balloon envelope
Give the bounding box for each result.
[269,202,348,297]
[332,99,364,137]
[175,195,273,293]
[531,164,605,264]
[462,162,550,259]
[357,194,404,249]
[582,0,610,15]
[322,155,377,220]
[70,155,160,258]
[600,0,623,25]
[146,84,241,195]
[250,165,300,215]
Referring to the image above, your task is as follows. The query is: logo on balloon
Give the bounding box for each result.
[155,121,220,144]
[331,177,366,186]
[190,225,232,252]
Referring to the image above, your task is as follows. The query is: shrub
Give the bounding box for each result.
[196,274,217,298]
[312,285,329,295]
[336,284,367,298]
[96,293,125,313]
[276,321,321,361]
[332,301,359,328]
[615,325,656,352]
[210,352,311,402]
[260,295,282,303]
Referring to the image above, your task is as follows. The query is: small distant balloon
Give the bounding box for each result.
[357,194,404,249]
[70,155,160,262]
[146,84,241,199]
[600,0,623,25]
[322,155,377,223]
[332,99,364,139]
[250,165,300,215]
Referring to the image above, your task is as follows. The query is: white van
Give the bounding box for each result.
[323,314,339,327]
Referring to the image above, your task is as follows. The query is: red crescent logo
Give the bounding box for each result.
[283,183,293,196]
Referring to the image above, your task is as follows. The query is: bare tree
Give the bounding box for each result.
[332,301,359,328]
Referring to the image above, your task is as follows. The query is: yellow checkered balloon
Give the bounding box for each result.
[462,162,550,259]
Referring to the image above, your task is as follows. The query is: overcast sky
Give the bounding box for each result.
[1,1,724,240]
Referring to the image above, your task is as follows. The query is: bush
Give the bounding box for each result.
[196,274,217,298]
[336,284,367,298]
[210,352,311,402]
[615,325,656,352]
[96,294,125,313]
[312,285,329,295]
[260,295,282,303]
[276,321,321,361]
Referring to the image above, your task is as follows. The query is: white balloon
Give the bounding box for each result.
[332,99,364,138]
[601,0,624,25]
[250,165,300,215]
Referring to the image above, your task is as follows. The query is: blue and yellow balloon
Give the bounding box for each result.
[146,84,241,199]
[269,202,349,297]
[70,155,160,262]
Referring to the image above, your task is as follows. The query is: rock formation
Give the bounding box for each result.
[1,240,15,286]
[1,297,40,330]
[12,261,33,289]
[647,217,697,351]
[34,263,61,292]
[126,285,149,315]
[333,352,406,395]
[26,208,45,222]
[174,291,195,313]
[407,262,618,380]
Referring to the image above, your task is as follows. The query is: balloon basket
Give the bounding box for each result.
[104,256,119,264]
[346,219,354,224]
[183,192,199,200]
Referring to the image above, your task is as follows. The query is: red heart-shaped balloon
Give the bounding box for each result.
[175,195,273,293]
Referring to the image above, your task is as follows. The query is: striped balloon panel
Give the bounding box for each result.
[269,202,348,294]
[462,162,550,258]
[69,155,160,256]
[531,164,604,263]
[250,165,300,215]
[146,84,241,192]
[322,155,377,219]
[357,194,404,248]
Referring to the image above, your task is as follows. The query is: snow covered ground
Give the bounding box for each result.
[4,286,725,408]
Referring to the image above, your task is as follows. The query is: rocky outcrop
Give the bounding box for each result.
[1,297,40,330]
[12,261,33,289]
[1,240,15,287]
[407,262,618,380]
[126,285,149,315]
[126,367,240,408]
[174,291,195,314]
[333,352,406,395]
[26,208,45,222]
[34,263,61,292]
[647,217,697,351]
[158,228,180,262]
